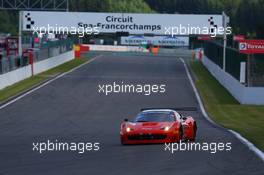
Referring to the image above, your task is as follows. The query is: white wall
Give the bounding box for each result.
[33,50,74,74]
[202,56,264,105]
[0,65,32,90]
[0,50,74,90]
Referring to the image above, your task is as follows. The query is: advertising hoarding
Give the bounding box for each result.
[233,35,245,41]
[121,35,189,46]
[239,40,264,54]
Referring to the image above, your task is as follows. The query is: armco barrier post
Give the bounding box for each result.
[29,51,34,76]
[247,54,251,87]
[151,46,159,55]
[22,50,34,76]
[192,50,195,60]
[198,49,204,61]
[74,44,81,58]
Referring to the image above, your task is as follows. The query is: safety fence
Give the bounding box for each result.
[0,38,73,74]
[250,54,264,87]
[203,41,264,87]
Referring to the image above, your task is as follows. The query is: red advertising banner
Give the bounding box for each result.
[239,40,264,54]
[233,35,245,41]
[197,35,212,41]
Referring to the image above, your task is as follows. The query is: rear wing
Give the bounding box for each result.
[140,107,197,112]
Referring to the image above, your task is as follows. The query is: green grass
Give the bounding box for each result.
[190,61,264,151]
[0,58,88,102]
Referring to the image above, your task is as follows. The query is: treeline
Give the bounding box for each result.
[0,0,263,38]
[70,0,153,13]
[0,11,18,35]
[145,0,264,38]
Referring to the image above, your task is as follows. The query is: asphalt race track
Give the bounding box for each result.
[0,52,263,175]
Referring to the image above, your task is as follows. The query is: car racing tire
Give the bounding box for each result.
[120,136,126,145]
[190,122,197,142]
[178,124,183,142]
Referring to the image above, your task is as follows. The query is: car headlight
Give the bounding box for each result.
[161,126,170,131]
[126,127,131,132]
[164,126,170,131]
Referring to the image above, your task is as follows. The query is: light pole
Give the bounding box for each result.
[18,11,23,57]
[222,11,229,71]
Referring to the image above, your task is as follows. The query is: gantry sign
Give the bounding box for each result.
[21,11,224,35]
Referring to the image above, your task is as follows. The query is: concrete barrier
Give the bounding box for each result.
[33,50,74,74]
[202,55,264,105]
[0,65,32,90]
[0,50,74,90]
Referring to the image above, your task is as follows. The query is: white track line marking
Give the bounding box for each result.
[180,57,264,162]
[0,55,102,110]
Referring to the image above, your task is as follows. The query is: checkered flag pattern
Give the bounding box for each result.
[25,13,35,29]
[208,17,218,33]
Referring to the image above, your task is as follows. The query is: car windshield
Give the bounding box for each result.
[134,111,175,122]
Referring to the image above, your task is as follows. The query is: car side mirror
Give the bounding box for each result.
[124,118,129,122]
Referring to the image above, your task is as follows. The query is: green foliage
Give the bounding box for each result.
[234,0,264,38]
[0,11,18,35]
[190,61,264,150]
[145,0,264,38]
[69,0,153,13]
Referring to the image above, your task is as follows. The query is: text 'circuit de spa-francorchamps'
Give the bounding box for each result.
[0,0,264,175]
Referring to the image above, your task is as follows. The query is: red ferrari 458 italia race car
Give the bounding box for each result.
[120,108,197,145]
